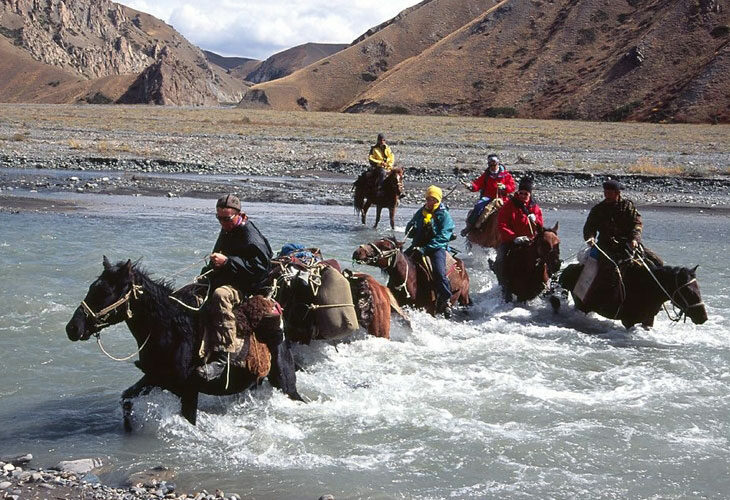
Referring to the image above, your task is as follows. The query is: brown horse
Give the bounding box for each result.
[499,223,562,302]
[352,237,471,315]
[353,166,405,230]
[464,199,503,249]
[558,256,707,329]
[343,270,403,340]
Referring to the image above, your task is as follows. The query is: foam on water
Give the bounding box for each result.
[0,199,728,497]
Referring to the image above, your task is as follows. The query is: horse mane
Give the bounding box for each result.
[118,261,197,321]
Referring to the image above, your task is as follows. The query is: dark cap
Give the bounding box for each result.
[216,194,241,211]
[377,133,385,142]
[487,154,499,164]
[518,177,534,193]
[602,179,622,191]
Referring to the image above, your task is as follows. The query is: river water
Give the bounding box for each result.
[0,193,728,499]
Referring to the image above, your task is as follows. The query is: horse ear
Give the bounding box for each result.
[103,255,112,271]
[552,221,559,233]
[691,265,699,274]
[122,259,133,275]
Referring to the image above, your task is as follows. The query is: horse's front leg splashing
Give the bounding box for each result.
[120,375,154,432]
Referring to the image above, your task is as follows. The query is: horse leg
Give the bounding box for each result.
[180,385,199,426]
[374,205,382,228]
[120,375,153,432]
[265,328,304,402]
[361,201,372,225]
[389,206,396,231]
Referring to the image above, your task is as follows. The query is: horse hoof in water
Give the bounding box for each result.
[122,399,134,432]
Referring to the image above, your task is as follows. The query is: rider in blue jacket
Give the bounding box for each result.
[405,185,455,317]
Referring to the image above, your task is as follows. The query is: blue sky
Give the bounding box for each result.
[119,0,419,60]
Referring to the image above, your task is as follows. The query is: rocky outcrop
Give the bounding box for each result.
[0,0,246,104]
[245,42,347,84]
[117,49,219,106]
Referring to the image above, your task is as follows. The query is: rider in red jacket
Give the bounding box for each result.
[494,177,543,301]
[461,155,516,236]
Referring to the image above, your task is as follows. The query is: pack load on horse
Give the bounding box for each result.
[492,177,561,302]
[353,133,404,229]
[558,178,707,328]
[353,186,471,317]
[460,154,516,248]
[65,257,302,429]
[269,246,359,344]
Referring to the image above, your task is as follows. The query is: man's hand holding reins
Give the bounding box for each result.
[210,252,228,268]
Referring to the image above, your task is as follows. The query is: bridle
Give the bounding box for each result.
[354,240,411,299]
[79,281,150,361]
[80,281,144,329]
[634,252,705,322]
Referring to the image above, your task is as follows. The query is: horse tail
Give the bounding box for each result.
[353,173,367,213]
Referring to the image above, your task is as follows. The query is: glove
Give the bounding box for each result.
[514,236,530,245]
[527,213,537,223]
[585,237,595,247]
[629,239,638,250]
[497,183,506,190]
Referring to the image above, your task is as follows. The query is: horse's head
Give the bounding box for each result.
[672,265,707,325]
[535,222,562,277]
[66,256,138,341]
[352,237,403,268]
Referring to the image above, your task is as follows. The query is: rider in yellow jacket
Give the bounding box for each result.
[368,133,395,196]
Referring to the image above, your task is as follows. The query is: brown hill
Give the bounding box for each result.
[238,0,493,111]
[0,0,247,105]
[203,50,261,82]
[347,0,729,123]
[245,42,348,84]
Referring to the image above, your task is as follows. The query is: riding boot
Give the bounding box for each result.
[435,296,452,319]
[195,351,228,382]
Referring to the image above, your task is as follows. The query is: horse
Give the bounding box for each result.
[352,237,471,315]
[353,166,405,230]
[65,257,302,429]
[464,200,503,250]
[498,223,562,302]
[558,256,708,329]
[268,256,397,341]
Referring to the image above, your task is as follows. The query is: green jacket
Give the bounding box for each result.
[405,204,454,254]
[583,197,642,252]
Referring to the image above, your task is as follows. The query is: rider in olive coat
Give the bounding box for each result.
[583,179,642,256]
[405,185,455,317]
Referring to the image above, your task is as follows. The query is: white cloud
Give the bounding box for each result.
[119,0,419,60]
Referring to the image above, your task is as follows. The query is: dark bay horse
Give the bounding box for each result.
[558,257,707,329]
[353,166,404,230]
[65,257,302,429]
[499,223,562,302]
[352,237,471,315]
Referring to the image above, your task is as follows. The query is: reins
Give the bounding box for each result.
[354,241,411,299]
[632,251,704,323]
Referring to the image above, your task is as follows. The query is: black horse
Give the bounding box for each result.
[65,257,302,429]
[559,259,707,329]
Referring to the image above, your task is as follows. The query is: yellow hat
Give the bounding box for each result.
[425,185,443,203]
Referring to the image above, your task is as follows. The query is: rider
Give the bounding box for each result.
[196,194,274,381]
[461,154,516,236]
[368,133,395,197]
[583,178,662,265]
[405,185,455,318]
[494,176,544,301]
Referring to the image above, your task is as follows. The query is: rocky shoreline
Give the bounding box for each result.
[1,153,729,213]
[1,454,336,500]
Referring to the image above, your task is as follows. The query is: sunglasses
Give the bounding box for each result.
[216,213,237,222]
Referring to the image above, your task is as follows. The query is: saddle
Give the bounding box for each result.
[413,251,461,299]
[474,198,504,229]
[173,284,279,378]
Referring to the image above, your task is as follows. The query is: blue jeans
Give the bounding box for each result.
[426,247,451,302]
[466,197,492,226]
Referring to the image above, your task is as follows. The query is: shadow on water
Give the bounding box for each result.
[0,391,123,442]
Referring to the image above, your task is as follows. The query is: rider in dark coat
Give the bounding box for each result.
[583,179,642,256]
[197,194,273,381]
[405,185,455,317]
